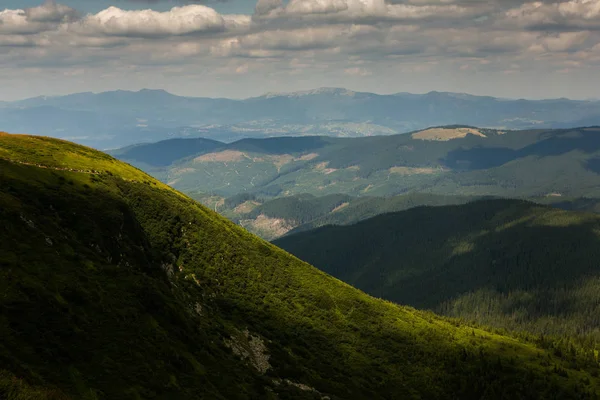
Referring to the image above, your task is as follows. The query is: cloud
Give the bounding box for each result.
[2,0,600,100]
[255,0,283,15]
[531,31,591,52]
[0,1,78,34]
[72,6,241,38]
[254,0,483,23]
[344,67,372,76]
[503,0,600,30]
[26,1,79,23]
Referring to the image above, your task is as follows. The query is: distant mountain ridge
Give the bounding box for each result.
[112,126,600,201]
[3,87,600,148]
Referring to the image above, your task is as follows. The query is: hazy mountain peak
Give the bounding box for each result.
[137,88,173,95]
[260,87,358,98]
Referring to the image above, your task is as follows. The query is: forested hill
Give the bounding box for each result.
[2,132,600,399]
[215,192,483,240]
[274,199,600,342]
[112,126,600,201]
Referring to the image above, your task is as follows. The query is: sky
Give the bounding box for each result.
[0,0,599,101]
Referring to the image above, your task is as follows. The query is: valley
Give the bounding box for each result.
[110,125,600,239]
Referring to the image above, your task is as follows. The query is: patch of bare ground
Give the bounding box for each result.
[233,200,261,214]
[362,184,374,193]
[314,161,338,174]
[194,150,248,163]
[331,202,349,213]
[224,329,271,374]
[255,153,319,171]
[389,166,446,175]
[264,154,294,171]
[240,215,294,239]
[272,379,329,399]
[214,198,225,211]
[296,152,319,161]
[412,127,486,141]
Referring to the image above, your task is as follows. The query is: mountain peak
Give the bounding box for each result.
[260,87,358,98]
[137,88,173,95]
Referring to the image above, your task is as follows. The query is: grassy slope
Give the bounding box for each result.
[1,133,599,399]
[275,199,600,342]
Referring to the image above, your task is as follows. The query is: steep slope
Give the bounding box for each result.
[1,133,600,399]
[275,200,600,342]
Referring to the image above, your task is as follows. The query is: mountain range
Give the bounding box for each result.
[3,88,600,149]
[111,125,600,198]
[4,132,600,398]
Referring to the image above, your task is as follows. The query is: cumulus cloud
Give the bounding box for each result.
[1,0,600,100]
[26,1,79,23]
[503,0,600,29]
[255,0,283,15]
[0,1,78,34]
[73,6,234,37]
[257,0,482,23]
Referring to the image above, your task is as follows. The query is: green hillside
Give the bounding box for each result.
[3,133,600,399]
[286,193,485,235]
[192,190,600,241]
[109,137,224,167]
[1,132,600,398]
[215,192,481,240]
[112,126,600,200]
[274,199,600,343]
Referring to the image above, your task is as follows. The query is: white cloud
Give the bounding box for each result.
[0,2,77,35]
[0,9,46,34]
[503,0,600,29]
[25,1,78,23]
[344,66,372,75]
[1,0,600,100]
[270,0,480,22]
[73,6,231,37]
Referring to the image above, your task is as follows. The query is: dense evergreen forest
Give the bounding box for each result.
[275,200,600,346]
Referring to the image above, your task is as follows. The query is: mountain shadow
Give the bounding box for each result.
[275,199,600,340]
[444,127,600,170]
